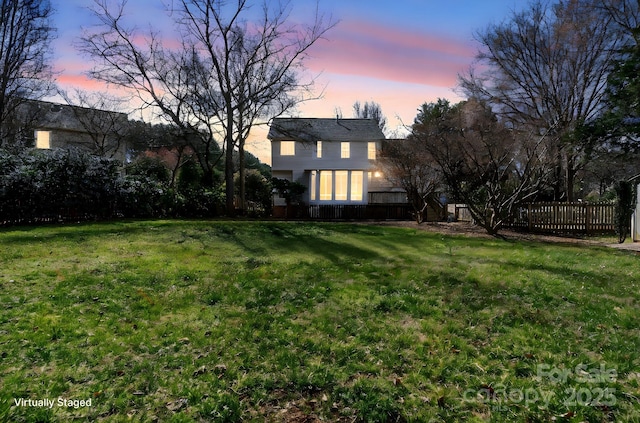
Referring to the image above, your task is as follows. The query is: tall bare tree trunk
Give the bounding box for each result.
[225,106,235,217]
[80,0,334,220]
[238,143,246,214]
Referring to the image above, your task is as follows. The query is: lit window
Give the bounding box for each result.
[315,170,365,203]
[341,142,350,158]
[351,171,363,201]
[368,142,377,160]
[335,171,348,201]
[316,141,322,158]
[35,130,50,149]
[280,141,295,156]
[310,171,317,201]
[320,171,332,201]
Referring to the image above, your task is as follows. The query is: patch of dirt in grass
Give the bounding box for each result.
[368,221,613,247]
[254,393,345,423]
[264,404,322,423]
[399,317,428,343]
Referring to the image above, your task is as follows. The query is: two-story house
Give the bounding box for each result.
[13,99,130,162]
[268,117,404,211]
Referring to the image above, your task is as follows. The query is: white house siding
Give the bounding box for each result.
[271,138,376,205]
[268,118,398,207]
[271,139,371,171]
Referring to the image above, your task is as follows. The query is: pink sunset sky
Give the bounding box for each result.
[50,0,527,163]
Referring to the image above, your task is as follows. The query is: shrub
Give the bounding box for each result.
[125,156,171,184]
[116,175,175,218]
[236,170,272,217]
[0,149,225,224]
[173,159,224,217]
[0,148,120,224]
[176,158,203,193]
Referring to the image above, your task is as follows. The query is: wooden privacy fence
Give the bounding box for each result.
[368,191,408,204]
[509,202,616,235]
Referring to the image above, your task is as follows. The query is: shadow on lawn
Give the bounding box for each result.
[211,222,387,265]
[0,220,157,245]
[0,221,389,268]
[469,240,616,288]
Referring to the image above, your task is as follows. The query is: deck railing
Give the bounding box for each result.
[306,204,412,220]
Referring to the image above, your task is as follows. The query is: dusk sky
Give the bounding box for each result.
[50,0,528,162]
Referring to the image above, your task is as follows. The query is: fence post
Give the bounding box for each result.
[585,204,592,235]
[528,203,533,232]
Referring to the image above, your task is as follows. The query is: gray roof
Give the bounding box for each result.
[268,118,384,143]
[19,100,128,133]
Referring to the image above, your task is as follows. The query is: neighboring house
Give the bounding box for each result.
[15,99,130,162]
[268,117,407,209]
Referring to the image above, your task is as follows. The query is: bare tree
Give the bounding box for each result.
[412,99,552,235]
[0,0,55,147]
[460,0,625,202]
[59,89,131,159]
[81,0,334,216]
[125,120,204,187]
[600,0,640,38]
[80,1,225,190]
[353,100,387,135]
[379,138,441,224]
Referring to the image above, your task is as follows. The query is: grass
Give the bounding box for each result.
[0,219,639,422]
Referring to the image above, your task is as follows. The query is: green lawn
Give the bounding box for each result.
[0,220,639,422]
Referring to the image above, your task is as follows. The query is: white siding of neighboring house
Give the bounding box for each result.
[19,100,130,162]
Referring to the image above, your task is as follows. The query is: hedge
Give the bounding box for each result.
[0,149,223,225]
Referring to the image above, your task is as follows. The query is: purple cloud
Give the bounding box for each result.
[306,19,476,87]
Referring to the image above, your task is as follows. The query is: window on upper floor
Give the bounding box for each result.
[368,142,377,160]
[280,141,295,156]
[341,142,350,158]
[316,141,322,158]
[35,130,50,149]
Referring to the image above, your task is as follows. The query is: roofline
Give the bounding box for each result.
[272,117,377,120]
[269,137,384,142]
[268,117,385,142]
[22,98,129,118]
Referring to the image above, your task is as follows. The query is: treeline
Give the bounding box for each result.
[0,148,272,225]
[379,0,640,238]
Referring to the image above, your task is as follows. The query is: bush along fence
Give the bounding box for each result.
[0,149,224,226]
[508,202,616,235]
